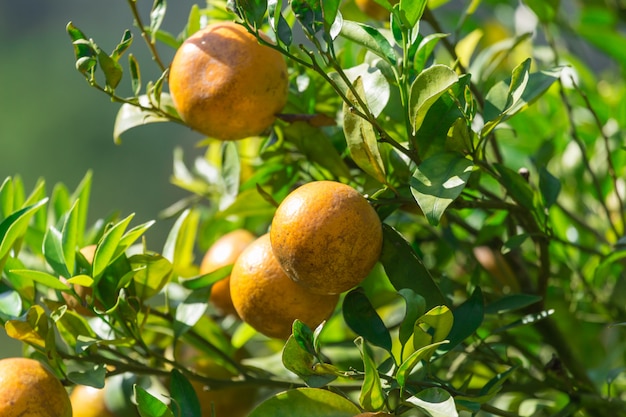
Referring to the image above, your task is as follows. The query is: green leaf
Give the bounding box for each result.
[339,21,397,65]
[70,171,92,249]
[44,226,71,277]
[5,305,49,348]
[9,270,69,290]
[400,0,427,28]
[66,364,107,388]
[397,340,449,387]
[397,289,426,348]
[0,289,22,318]
[355,337,385,411]
[180,266,231,290]
[285,122,352,181]
[135,385,174,417]
[501,233,529,254]
[406,387,458,417]
[343,77,387,184]
[379,224,447,308]
[149,0,167,43]
[343,288,392,352]
[0,177,14,220]
[112,30,133,60]
[61,200,80,276]
[409,65,458,135]
[0,198,48,260]
[113,95,173,143]
[130,254,172,300]
[248,388,360,417]
[441,287,484,352]
[129,54,142,96]
[220,142,241,211]
[51,308,97,350]
[413,305,454,350]
[92,214,135,280]
[523,0,559,22]
[282,335,337,387]
[410,152,473,226]
[173,287,211,338]
[482,61,562,136]
[97,48,123,90]
[493,164,536,210]
[268,0,292,45]
[414,33,448,73]
[291,0,324,35]
[484,293,542,315]
[238,0,268,27]
[337,63,391,117]
[169,370,201,417]
[538,167,561,208]
[162,208,199,273]
[480,366,519,396]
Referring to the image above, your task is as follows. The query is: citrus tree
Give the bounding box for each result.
[1,0,626,416]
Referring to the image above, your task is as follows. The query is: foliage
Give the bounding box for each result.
[2,0,626,416]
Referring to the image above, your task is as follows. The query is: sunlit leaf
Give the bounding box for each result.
[355,337,385,411]
[248,388,360,417]
[409,65,458,135]
[410,152,473,226]
[397,340,449,387]
[0,198,48,260]
[340,21,397,65]
[135,385,174,417]
[406,387,458,417]
[343,77,386,184]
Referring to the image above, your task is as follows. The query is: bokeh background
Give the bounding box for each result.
[0,0,205,357]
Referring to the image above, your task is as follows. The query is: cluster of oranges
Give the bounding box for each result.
[169,21,384,339]
[202,180,383,340]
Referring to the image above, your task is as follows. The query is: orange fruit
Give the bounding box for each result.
[354,0,398,21]
[70,384,117,417]
[175,344,256,417]
[270,181,383,295]
[230,234,339,339]
[0,357,72,417]
[199,229,256,316]
[168,21,289,140]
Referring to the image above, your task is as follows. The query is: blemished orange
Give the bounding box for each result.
[270,181,383,295]
[199,229,256,316]
[70,384,117,417]
[0,357,72,417]
[168,21,289,140]
[230,234,339,339]
[354,0,398,21]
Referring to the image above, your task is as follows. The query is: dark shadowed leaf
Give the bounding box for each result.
[169,370,201,417]
[380,224,447,308]
[343,288,392,352]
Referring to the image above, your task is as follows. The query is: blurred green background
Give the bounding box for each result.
[0,0,204,357]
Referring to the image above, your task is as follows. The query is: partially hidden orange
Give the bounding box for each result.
[199,229,256,316]
[230,234,339,339]
[70,384,117,417]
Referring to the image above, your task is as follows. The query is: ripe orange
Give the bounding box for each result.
[0,357,72,417]
[354,0,398,21]
[199,229,256,316]
[230,234,339,339]
[168,21,289,140]
[70,384,117,417]
[270,181,383,295]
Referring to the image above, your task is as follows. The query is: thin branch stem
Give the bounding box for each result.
[126,0,167,72]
